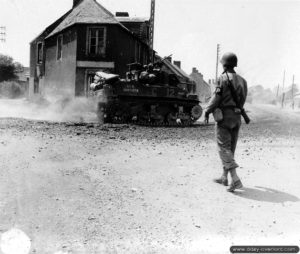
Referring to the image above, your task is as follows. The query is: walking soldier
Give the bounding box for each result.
[204,52,249,192]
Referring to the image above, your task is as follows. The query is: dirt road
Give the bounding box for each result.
[0,102,299,254]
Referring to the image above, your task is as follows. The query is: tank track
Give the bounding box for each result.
[97,97,202,127]
[102,117,196,127]
[100,117,197,127]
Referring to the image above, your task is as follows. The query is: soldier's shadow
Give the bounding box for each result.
[233,186,300,203]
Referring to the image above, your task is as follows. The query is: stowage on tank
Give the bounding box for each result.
[90,57,203,126]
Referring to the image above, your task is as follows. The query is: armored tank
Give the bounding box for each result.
[91,58,203,126]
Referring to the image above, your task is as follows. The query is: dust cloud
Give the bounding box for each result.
[0,97,99,123]
[248,85,277,104]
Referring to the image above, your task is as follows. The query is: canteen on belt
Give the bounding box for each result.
[213,108,223,122]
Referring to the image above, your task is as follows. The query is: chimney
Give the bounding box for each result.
[116,12,129,17]
[73,0,81,8]
[166,56,172,63]
[173,61,181,69]
[192,67,198,73]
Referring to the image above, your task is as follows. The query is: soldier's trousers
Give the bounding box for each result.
[216,114,241,171]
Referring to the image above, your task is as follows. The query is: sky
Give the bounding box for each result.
[1,0,300,90]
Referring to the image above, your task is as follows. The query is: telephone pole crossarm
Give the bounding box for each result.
[0,26,6,43]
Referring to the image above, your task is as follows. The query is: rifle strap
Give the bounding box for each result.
[224,71,242,110]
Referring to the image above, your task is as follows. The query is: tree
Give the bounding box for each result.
[0,54,23,82]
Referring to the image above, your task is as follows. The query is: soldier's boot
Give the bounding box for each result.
[227,167,243,192]
[213,177,228,186]
[213,167,229,186]
[227,179,243,192]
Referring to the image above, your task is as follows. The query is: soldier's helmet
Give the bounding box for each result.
[220,52,238,67]
[147,63,154,71]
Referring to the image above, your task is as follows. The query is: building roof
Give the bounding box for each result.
[30,9,73,43]
[189,72,211,90]
[155,56,191,81]
[47,0,121,38]
[203,80,211,90]
[116,17,149,23]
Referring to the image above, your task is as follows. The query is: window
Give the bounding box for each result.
[57,35,63,60]
[37,42,43,64]
[86,72,97,96]
[87,27,106,56]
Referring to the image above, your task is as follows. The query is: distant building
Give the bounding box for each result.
[189,67,212,102]
[115,13,150,43]
[159,58,195,88]
[208,79,216,86]
[15,67,30,84]
[173,61,181,69]
[15,67,30,96]
[29,0,152,98]
[294,93,300,108]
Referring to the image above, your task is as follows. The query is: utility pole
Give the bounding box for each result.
[0,26,6,43]
[149,0,155,63]
[215,44,220,85]
[292,75,295,110]
[281,70,285,108]
[276,83,280,98]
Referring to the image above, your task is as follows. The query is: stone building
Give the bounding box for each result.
[189,67,212,102]
[29,0,151,98]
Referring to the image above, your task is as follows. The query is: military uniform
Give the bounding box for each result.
[205,71,247,172]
